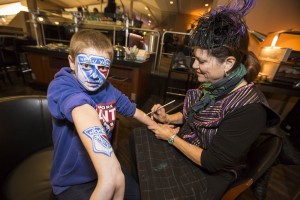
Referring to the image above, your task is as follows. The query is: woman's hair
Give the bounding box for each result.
[189,0,260,82]
[69,29,114,61]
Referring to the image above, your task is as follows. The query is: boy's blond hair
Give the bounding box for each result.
[69,29,114,60]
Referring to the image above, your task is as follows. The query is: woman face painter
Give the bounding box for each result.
[131,0,280,199]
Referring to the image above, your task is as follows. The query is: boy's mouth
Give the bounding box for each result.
[85,81,100,86]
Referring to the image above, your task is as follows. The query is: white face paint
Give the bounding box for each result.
[75,51,111,91]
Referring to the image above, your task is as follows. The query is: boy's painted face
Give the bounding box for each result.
[70,48,111,91]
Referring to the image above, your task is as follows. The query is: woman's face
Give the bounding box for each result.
[192,48,230,83]
[69,47,111,91]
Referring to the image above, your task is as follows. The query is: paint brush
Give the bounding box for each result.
[145,100,176,116]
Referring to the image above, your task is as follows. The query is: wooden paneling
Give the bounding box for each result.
[27,52,69,85]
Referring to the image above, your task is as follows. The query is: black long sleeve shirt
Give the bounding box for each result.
[201,103,267,173]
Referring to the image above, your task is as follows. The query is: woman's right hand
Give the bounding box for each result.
[151,104,168,124]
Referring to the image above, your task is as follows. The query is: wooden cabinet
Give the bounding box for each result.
[108,60,152,104]
[27,52,68,85]
[25,47,69,85]
[25,47,153,105]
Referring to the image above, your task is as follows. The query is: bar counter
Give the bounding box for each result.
[24,45,153,104]
[256,80,300,115]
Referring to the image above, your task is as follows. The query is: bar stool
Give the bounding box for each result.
[163,51,196,103]
[0,36,31,85]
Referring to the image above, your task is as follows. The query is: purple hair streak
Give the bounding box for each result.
[189,0,256,50]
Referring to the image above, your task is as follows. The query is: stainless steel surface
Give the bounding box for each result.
[147,33,158,53]
[113,44,125,58]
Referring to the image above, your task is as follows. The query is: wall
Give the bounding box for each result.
[162,13,197,32]
[245,0,300,35]
[244,0,300,118]
[212,0,300,35]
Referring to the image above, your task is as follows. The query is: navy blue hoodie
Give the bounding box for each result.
[47,67,136,195]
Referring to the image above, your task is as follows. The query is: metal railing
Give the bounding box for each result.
[30,10,161,71]
[156,30,191,73]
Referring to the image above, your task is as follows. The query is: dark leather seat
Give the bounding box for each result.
[0,95,54,200]
[0,95,120,200]
[222,131,282,200]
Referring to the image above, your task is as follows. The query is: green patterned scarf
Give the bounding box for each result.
[191,64,247,113]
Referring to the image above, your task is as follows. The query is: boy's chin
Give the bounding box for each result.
[84,84,101,92]
[79,81,102,92]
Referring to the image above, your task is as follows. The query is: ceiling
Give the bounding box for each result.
[0,0,214,27]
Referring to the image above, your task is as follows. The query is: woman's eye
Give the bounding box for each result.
[196,58,204,64]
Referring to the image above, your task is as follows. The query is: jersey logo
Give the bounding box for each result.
[96,101,116,138]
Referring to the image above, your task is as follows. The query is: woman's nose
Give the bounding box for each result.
[192,60,198,69]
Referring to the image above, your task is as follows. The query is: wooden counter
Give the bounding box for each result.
[24,46,153,105]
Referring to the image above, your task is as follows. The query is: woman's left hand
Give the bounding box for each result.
[148,124,180,141]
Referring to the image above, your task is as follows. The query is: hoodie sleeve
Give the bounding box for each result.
[47,68,95,123]
[109,84,136,117]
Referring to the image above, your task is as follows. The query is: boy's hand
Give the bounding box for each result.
[148,124,180,141]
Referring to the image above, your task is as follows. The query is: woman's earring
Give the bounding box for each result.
[224,70,229,77]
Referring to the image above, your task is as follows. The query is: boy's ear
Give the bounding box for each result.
[68,55,75,70]
[224,56,236,73]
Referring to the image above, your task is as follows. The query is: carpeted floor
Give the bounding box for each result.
[1,71,300,200]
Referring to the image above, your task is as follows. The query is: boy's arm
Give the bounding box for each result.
[72,104,124,200]
[133,108,158,126]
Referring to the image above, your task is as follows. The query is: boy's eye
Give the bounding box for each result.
[98,66,109,72]
[81,63,91,70]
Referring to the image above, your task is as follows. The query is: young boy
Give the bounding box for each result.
[47,29,156,200]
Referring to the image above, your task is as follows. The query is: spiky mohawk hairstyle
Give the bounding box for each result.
[189,0,255,50]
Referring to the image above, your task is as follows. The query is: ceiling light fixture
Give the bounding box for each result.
[148,13,151,17]
[145,6,148,10]
[205,4,209,7]
[170,1,174,5]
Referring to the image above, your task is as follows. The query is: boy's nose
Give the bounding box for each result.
[91,71,99,80]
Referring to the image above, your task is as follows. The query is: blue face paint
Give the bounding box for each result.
[76,53,111,91]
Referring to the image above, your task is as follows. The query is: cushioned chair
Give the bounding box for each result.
[0,36,29,85]
[221,132,282,200]
[0,95,120,200]
[0,95,54,200]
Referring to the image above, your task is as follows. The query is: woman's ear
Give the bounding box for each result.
[68,55,75,71]
[224,56,236,73]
